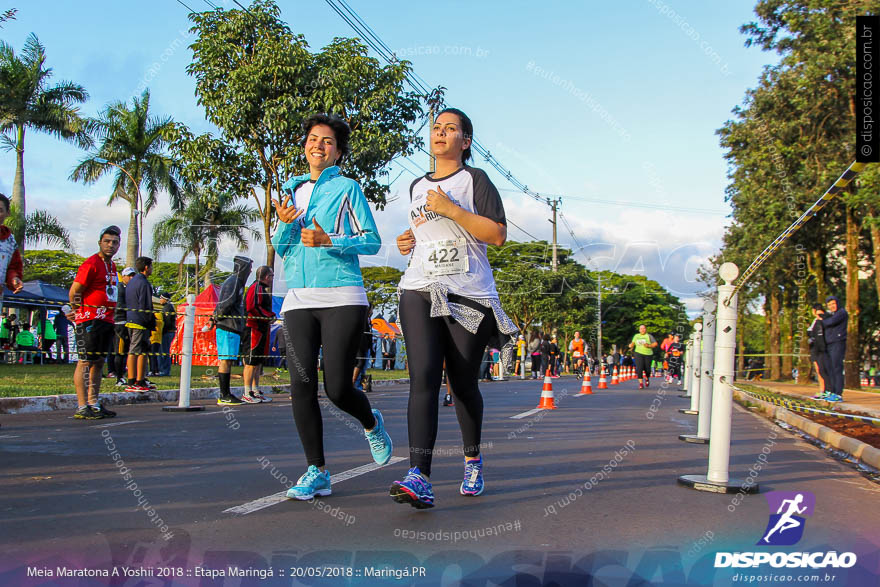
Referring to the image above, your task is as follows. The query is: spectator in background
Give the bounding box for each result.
[148,302,163,377]
[53,308,70,364]
[540,333,551,376]
[158,292,176,377]
[37,311,57,364]
[529,331,542,379]
[808,302,830,400]
[272,324,287,370]
[68,226,121,419]
[821,295,848,402]
[0,193,24,319]
[353,306,373,393]
[14,322,37,362]
[382,334,397,370]
[124,256,156,393]
[1,311,14,348]
[549,336,560,378]
[242,265,275,404]
[211,255,253,405]
[110,268,135,385]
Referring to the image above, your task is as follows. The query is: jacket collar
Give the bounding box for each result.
[287,165,341,193]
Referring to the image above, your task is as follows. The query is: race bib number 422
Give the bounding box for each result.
[423,238,468,277]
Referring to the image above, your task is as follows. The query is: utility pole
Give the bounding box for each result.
[429,106,435,173]
[549,198,558,272]
[596,271,602,357]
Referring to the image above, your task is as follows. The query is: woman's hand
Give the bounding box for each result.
[396,229,415,255]
[272,194,305,224]
[301,219,332,247]
[425,187,460,219]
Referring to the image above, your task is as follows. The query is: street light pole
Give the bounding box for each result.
[94,158,143,258]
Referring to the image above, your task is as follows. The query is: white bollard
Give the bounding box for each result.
[680,323,702,414]
[681,300,716,443]
[163,294,204,412]
[680,336,694,396]
[678,263,758,493]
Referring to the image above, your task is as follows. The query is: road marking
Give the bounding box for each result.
[192,409,240,415]
[0,434,21,439]
[223,456,406,515]
[93,420,146,428]
[510,408,544,420]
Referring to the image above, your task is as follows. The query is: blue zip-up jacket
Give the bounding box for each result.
[271,166,381,288]
[822,296,848,345]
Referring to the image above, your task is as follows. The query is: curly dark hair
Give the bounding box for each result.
[302,114,351,166]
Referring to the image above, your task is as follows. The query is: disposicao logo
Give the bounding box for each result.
[759,491,815,546]
[714,491,857,570]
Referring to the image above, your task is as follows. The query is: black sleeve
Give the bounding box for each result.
[468,167,506,225]
[408,177,422,201]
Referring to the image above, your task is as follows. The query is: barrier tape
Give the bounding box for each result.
[726,161,867,305]
[735,386,880,428]
[4,298,277,321]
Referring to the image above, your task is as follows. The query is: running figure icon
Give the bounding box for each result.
[762,494,807,544]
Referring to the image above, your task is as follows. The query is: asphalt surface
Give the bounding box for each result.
[1,375,879,586]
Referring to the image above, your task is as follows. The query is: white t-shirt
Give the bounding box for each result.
[398,166,506,297]
[280,180,367,312]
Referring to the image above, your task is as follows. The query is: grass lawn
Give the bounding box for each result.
[0,363,409,398]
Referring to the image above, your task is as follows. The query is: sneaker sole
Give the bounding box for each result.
[389,482,434,509]
[287,488,332,500]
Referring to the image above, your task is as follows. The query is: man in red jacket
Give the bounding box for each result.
[242,265,275,403]
[0,194,24,313]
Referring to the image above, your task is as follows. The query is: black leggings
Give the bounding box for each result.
[634,353,651,381]
[400,290,496,477]
[284,305,376,468]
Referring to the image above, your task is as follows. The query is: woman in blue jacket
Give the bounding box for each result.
[271,114,392,500]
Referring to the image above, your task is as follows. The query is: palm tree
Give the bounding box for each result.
[0,33,92,248]
[152,188,261,294]
[70,89,183,267]
[4,205,72,250]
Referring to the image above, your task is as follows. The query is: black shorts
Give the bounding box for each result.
[242,325,270,366]
[74,320,114,361]
[114,324,130,355]
[127,327,151,355]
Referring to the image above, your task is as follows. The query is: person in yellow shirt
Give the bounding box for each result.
[148,307,164,378]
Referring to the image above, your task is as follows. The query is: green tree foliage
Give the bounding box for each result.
[0,33,91,248]
[151,187,260,292]
[5,205,71,250]
[175,0,423,266]
[21,249,84,286]
[361,266,403,316]
[70,89,183,268]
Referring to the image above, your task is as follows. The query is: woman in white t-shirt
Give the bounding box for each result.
[270,114,392,501]
[389,108,517,509]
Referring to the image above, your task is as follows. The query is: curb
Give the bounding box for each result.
[733,388,880,470]
[0,378,411,415]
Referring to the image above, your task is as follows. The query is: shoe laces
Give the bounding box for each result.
[404,468,430,491]
[464,459,482,484]
[299,466,322,487]
[366,424,386,452]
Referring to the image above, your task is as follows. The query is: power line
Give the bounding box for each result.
[507,218,540,241]
[175,0,198,13]
[499,188,727,216]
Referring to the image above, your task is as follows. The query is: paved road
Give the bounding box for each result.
[1,375,878,586]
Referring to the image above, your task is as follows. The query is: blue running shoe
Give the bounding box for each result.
[825,393,843,402]
[811,391,830,401]
[365,409,392,465]
[287,465,331,500]
[390,467,434,509]
[460,456,484,496]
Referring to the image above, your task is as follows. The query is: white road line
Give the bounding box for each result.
[510,408,544,420]
[0,434,21,439]
[223,456,406,515]
[93,420,146,428]
[192,409,240,415]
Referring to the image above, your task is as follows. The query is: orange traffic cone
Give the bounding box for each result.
[597,366,608,389]
[611,368,619,386]
[861,376,869,386]
[536,368,557,409]
[578,371,593,395]
[625,366,632,381]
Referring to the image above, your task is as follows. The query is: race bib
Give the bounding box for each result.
[423,238,468,277]
[106,284,118,303]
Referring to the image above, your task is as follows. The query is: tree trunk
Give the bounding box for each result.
[12,125,26,250]
[769,287,781,380]
[125,203,139,269]
[194,249,201,293]
[844,204,861,390]
[868,207,880,312]
[807,249,826,302]
[797,325,811,385]
[737,307,745,379]
[781,287,793,378]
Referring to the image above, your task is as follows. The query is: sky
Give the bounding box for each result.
[0,0,780,315]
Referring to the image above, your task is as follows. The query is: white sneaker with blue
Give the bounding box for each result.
[365,409,392,465]
[460,456,484,496]
[287,465,331,500]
